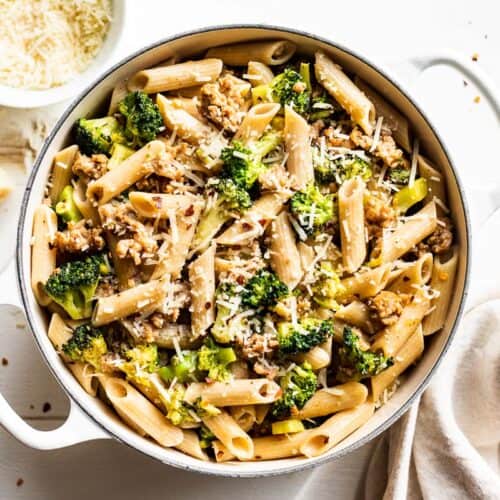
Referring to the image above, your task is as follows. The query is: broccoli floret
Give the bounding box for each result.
[62,324,107,368]
[277,318,334,355]
[192,178,251,253]
[197,337,237,382]
[198,425,216,449]
[337,326,393,382]
[117,91,163,148]
[160,385,198,426]
[108,143,135,170]
[270,67,311,115]
[313,150,372,184]
[220,131,281,190]
[159,351,199,384]
[211,283,240,344]
[271,363,317,419]
[312,261,345,310]
[241,269,289,309]
[118,344,159,387]
[74,116,126,156]
[290,183,334,235]
[55,185,82,224]
[310,93,336,121]
[44,255,106,320]
[388,166,410,185]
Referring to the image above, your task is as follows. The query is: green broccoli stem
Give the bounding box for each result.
[250,130,282,159]
[55,185,83,224]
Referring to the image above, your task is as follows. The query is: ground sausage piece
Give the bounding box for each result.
[53,220,105,253]
[368,291,409,326]
[365,193,396,241]
[72,153,108,181]
[427,217,453,254]
[200,73,250,134]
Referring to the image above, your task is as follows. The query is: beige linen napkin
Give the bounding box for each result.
[363,213,500,500]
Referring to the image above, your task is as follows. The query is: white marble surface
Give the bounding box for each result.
[0,0,499,498]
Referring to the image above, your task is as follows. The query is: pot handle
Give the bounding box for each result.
[0,261,110,449]
[389,49,500,228]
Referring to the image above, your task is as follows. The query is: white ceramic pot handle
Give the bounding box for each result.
[390,49,500,228]
[0,259,109,449]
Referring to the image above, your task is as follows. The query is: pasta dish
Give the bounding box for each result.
[31,40,458,462]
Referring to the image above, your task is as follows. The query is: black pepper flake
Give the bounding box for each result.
[42,402,52,413]
[16,478,24,487]
[204,302,212,310]
[29,404,35,410]
[1,357,8,366]
[463,80,468,87]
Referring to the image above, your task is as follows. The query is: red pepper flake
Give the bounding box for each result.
[16,478,24,487]
[42,402,52,413]
[472,53,479,62]
[258,219,266,226]
[236,275,245,285]
[242,222,252,230]
[185,205,195,216]
[1,357,8,366]
[204,301,212,310]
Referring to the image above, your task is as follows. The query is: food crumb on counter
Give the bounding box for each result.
[42,402,52,413]
[474,96,481,103]
[1,357,8,366]
[29,404,35,410]
[463,80,468,87]
[16,478,24,487]
[472,53,479,61]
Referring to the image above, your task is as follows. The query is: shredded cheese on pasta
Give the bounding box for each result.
[0,0,112,90]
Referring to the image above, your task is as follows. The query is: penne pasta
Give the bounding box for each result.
[87,141,165,205]
[206,41,296,66]
[128,192,202,219]
[300,401,375,457]
[335,301,375,334]
[315,51,375,135]
[128,59,223,93]
[49,145,79,205]
[247,61,275,86]
[108,79,128,115]
[31,204,58,306]
[296,382,368,419]
[389,253,433,294]
[371,326,424,401]
[284,105,314,190]
[339,263,392,301]
[418,155,447,210]
[422,246,458,335]
[338,177,367,273]
[230,405,257,432]
[185,379,281,407]
[175,430,209,461]
[294,338,332,370]
[235,102,281,142]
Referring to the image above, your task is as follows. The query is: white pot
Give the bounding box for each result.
[1,25,500,478]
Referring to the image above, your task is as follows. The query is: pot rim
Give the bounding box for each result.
[16,23,471,478]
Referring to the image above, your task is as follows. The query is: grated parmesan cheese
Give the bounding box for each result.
[0,0,112,90]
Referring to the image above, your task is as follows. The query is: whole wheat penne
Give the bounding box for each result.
[294,338,332,370]
[206,41,296,66]
[339,263,392,301]
[418,155,447,210]
[300,401,375,457]
[315,51,375,135]
[335,301,375,334]
[87,141,165,205]
[371,326,424,401]
[49,145,79,205]
[185,379,281,406]
[92,279,167,326]
[128,59,223,93]
[422,246,458,335]
[247,61,275,86]
[230,406,257,432]
[31,204,58,306]
[371,289,430,356]
[235,102,280,142]
[389,253,433,294]
[175,430,209,461]
[129,192,201,218]
[108,80,128,115]
[297,382,368,419]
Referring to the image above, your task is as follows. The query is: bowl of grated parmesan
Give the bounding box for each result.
[0,0,126,108]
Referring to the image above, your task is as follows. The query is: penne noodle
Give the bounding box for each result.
[354,77,411,152]
[175,430,209,461]
[128,59,223,93]
[99,375,183,447]
[371,326,424,401]
[418,155,447,210]
[284,105,314,190]
[338,177,367,273]
[128,192,201,219]
[203,410,254,460]
[92,279,167,326]
[339,263,392,301]
[185,379,281,407]
[422,246,458,335]
[269,211,303,289]
[73,179,100,225]
[105,232,138,290]
[255,404,270,425]
[300,401,375,458]
[389,253,433,294]
[294,338,332,370]
[247,61,275,86]
[213,430,312,462]
[31,204,58,306]
[188,243,216,338]
[296,382,369,419]
[315,51,375,135]
[230,405,257,432]
[167,96,207,122]
[206,41,296,66]
[235,102,281,142]
[87,140,165,205]
[108,79,128,115]
[335,301,375,334]
[49,145,79,205]
[157,94,214,144]
[216,192,288,245]
[371,289,430,357]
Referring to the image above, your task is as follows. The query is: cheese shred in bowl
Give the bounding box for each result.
[0,0,112,90]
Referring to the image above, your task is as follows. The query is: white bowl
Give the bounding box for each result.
[0,0,127,109]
